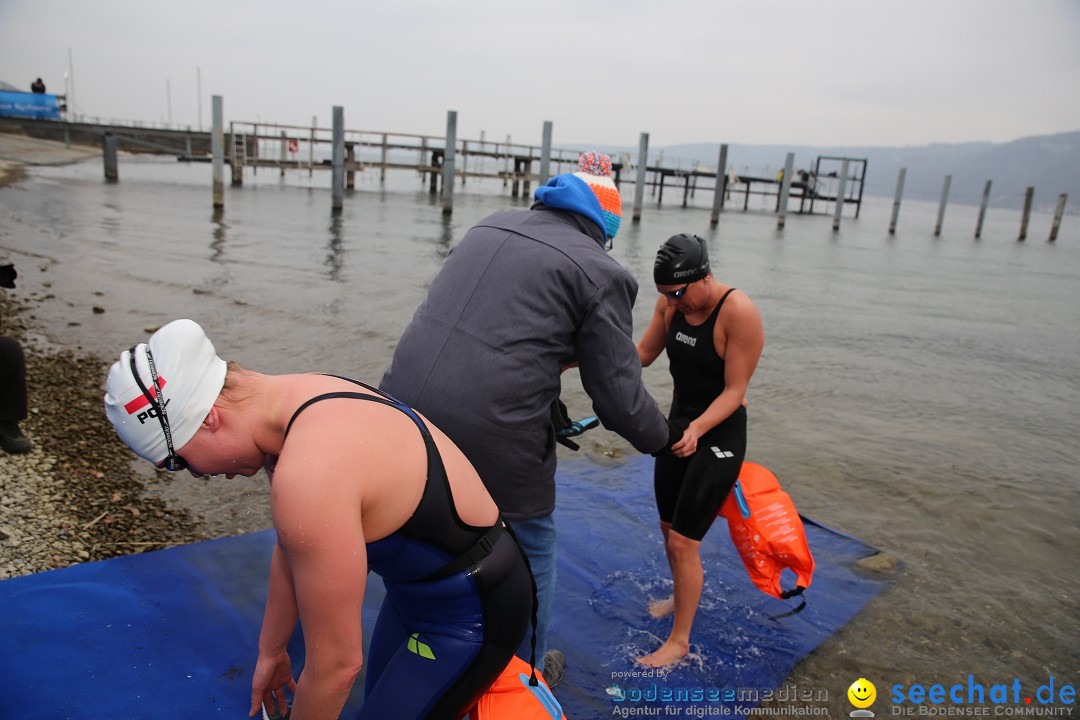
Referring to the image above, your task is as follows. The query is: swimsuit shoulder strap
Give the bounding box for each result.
[712,287,737,317]
[283,374,432,440]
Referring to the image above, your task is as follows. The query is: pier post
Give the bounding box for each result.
[331,106,344,213]
[309,116,316,178]
[933,175,951,236]
[102,133,118,182]
[345,143,356,190]
[777,152,794,229]
[710,144,728,225]
[888,168,906,234]
[420,137,428,186]
[503,135,511,188]
[230,120,243,186]
[1049,193,1067,241]
[442,110,457,215]
[381,134,388,184]
[279,131,287,177]
[832,159,849,231]
[1018,186,1034,241]
[975,180,992,238]
[462,141,468,187]
[539,121,553,186]
[632,132,649,222]
[212,95,223,208]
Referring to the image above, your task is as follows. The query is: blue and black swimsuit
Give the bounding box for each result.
[283,376,533,719]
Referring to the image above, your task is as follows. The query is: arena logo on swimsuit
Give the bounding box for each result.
[675,331,698,347]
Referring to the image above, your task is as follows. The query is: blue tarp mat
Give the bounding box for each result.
[0,454,893,719]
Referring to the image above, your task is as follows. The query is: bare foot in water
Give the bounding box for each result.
[648,595,675,618]
[636,639,689,667]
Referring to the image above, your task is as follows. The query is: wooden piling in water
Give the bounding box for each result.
[345,143,356,190]
[381,134,388,184]
[442,110,457,215]
[975,180,992,238]
[279,131,286,177]
[308,117,316,178]
[632,133,649,222]
[888,168,906,235]
[832,159,849,231]
[331,106,344,213]
[1018,186,1034,241]
[212,96,223,208]
[934,175,951,236]
[102,133,118,181]
[777,152,794,229]
[539,121,553,186]
[1049,193,1067,241]
[710,144,728,226]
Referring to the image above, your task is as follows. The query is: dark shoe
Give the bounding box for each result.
[0,421,32,454]
[541,648,565,688]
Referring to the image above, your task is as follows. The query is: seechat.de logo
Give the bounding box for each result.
[848,678,878,718]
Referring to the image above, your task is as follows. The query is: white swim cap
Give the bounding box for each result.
[103,319,226,464]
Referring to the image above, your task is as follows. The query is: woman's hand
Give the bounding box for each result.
[249,650,296,718]
[671,421,703,458]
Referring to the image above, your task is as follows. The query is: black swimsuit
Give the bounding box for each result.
[654,289,747,541]
[283,376,533,719]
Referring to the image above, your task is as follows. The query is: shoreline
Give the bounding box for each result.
[0,133,247,577]
[0,292,209,578]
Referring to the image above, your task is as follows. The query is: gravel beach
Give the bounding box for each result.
[0,292,212,578]
[1,132,251,579]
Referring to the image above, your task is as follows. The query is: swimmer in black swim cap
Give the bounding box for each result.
[635,232,765,668]
[654,233,710,288]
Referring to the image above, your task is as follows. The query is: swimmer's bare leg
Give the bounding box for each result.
[638,527,700,667]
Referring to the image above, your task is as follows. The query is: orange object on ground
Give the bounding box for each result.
[718,461,815,600]
[461,655,566,720]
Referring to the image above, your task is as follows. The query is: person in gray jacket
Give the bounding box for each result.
[381,151,675,686]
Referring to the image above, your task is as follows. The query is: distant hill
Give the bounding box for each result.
[588,131,1080,214]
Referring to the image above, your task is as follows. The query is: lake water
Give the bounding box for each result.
[1,156,1077,707]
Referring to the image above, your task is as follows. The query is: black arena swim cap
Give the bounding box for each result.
[654,233,710,285]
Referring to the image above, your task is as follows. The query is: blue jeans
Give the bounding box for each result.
[509,513,557,672]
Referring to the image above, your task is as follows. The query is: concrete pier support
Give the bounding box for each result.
[1018,186,1034,241]
[934,175,951,236]
[211,96,223,208]
[346,143,356,190]
[777,152,794,229]
[632,132,649,222]
[1049,193,1068,242]
[539,121,553,186]
[710,144,728,226]
[889,168,906,235]
[102,133,118,181]
[331,106,344,213]
[832,159,849,231]
[442,110,457,215]
[975,180,992,238]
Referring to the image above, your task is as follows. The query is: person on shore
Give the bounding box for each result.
[635,234,764,667]
[1,263,32,455]
[30,78,46,94]
[381,151,677,686]
[103,319,533,719]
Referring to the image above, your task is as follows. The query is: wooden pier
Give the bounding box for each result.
[2,112,867,220]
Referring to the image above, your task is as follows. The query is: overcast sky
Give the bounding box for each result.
[2,0,1078,149]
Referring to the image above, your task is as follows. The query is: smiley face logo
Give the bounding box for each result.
[848,678,877,708]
